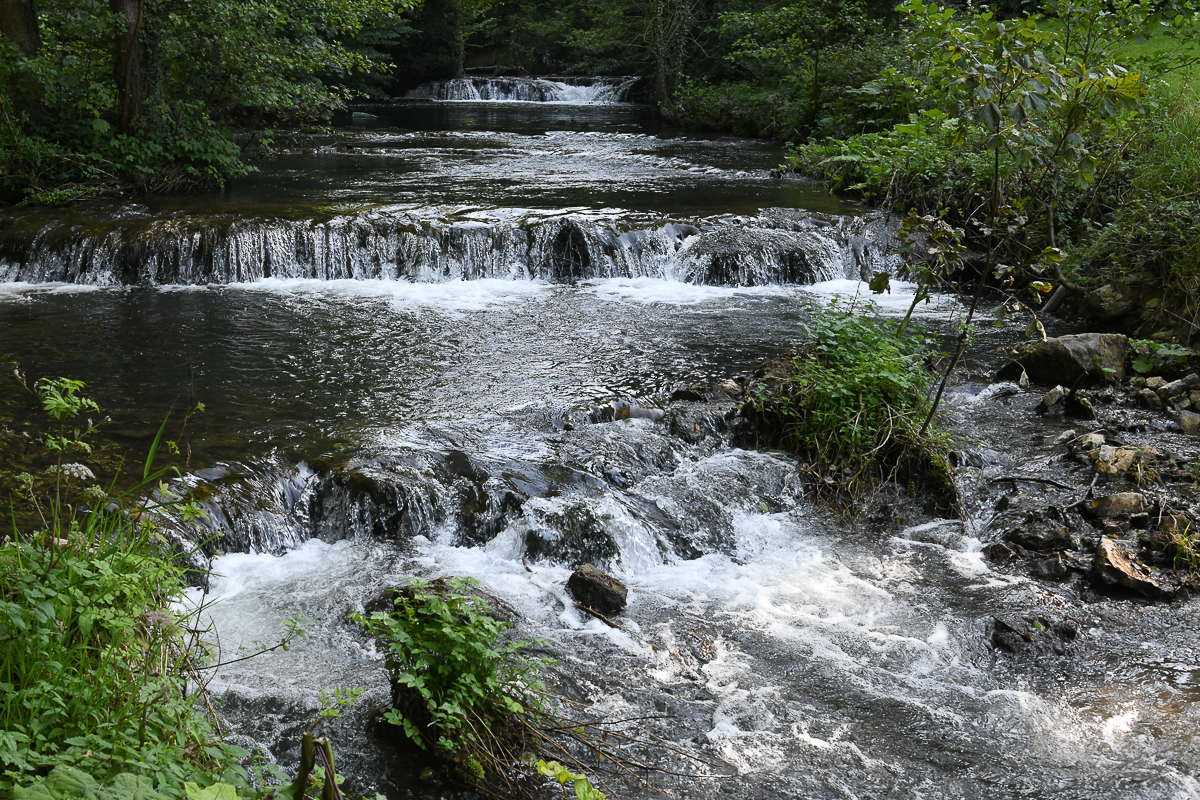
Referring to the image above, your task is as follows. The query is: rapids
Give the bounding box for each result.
[1,90,1197,800]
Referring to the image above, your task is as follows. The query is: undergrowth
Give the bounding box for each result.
[354,578,700,799]
[0,374,308,800]
[741,302,957,512]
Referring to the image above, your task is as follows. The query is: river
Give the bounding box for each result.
[1,77,1197,800]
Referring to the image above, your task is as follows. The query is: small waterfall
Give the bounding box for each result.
[0,208,900,287]
[405,76,638,103]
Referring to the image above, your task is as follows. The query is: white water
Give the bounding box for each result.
[404,76,639,103]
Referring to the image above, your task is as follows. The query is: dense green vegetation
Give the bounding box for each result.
[742,303,957,511]
[0,0,416,203]
[0,376,309,799]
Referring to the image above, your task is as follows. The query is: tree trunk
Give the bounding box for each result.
[0,0,40,57]
[110,0,146,134]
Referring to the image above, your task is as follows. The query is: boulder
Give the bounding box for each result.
[1030,552,1071,580]
[1082,492,1148,519]
[1139,388,1164,410]
[1003,519,1077,551]
[1093,539,1180,600]
[997,333,1127,387]
[567,564,628,614]
[1179,411,1200,435]
[1145,376,1167,391]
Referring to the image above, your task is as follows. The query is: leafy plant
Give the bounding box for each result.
[1129,338,1195,375]
[0,375,303,800]
[537,760,607,800]
[352,579,547,784]
[741,302,956,510]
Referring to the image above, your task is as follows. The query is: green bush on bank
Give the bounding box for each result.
[0,375,290,800]
[742,303,957,511]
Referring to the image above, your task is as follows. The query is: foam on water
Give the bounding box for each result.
[226,276,550,313]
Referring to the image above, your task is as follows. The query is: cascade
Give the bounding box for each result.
[404,75,638,103]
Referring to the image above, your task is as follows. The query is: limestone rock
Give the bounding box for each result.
[1036,385,1068,414]
[996,333,1127,387]
[1093,539,1179,600]
[1083,492,1149,519]
[567,564,628,614]
[1157,373,1200,399]
[1139,388,1163,410]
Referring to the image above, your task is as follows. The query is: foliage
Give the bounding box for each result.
[352,578,549,788]
[0,0,417,203]
[536,760,606,800]
[1129,338,1195,375]
[0,376,299,800]
[741,302,955,507]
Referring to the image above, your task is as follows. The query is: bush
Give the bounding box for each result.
[0,375,291,799]
[353,579,548,788]
[741,303,956,511]
[354,579,611,798]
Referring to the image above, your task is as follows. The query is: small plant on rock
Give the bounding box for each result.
[353,579,624,798]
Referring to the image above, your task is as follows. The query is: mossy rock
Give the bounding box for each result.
[997,333,1128,387]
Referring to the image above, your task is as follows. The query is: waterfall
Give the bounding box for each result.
[0,208,900,287]
[404,76,639,103]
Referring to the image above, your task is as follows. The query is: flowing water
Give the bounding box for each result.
[1,82,1198,800]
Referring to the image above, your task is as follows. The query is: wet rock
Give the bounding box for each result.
[996,333,1127,387]
[983,541,1022,563]
[663,404,733,444]
[991,614,1079,657]
[1078,432,1105,451]
[1139,388,1164,410]
[567,564,628,614]
[1036,385,1068,414]
[1029,551,1072,580]
[1178,410,1200,435]
[559,398,665,430]
[1157,373,1200,399]
[1083,492,1149,519]
[1145,376,1167,391]
[365,579,521,622]
[1093,539,1180,600]
[1089,445,1136,477]
[522,502,621,567]
[1067,394,1097,420]
[1003,518,1077,551]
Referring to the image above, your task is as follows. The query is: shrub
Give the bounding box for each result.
[741,302,956,511]
[1,375,293,799]
[353,578,611,798]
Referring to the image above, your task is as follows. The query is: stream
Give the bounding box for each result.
[1,78,1198,800]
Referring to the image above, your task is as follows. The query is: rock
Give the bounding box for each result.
[1052,429,1078,445]
[1003,519,1077,551]
[983,542,1022,563]
[1159,513,1193,536]
[1189,390,1200,407]
[1179,411,1200,435]
[991,614,1079,656]
[1078,432,1105,451]
[1145,376,1167,391]
[1089,445,1137,477]
[1139,388,1163,410]
[1066,394,1097,419]
[1093,539,1179,600]
[1082,492,1149,519]
[1036,385,1068,414]
[1029,552,1071,580]
[1157,373,1200,399]
[996,333,1127,387]
[567,564,628,614]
